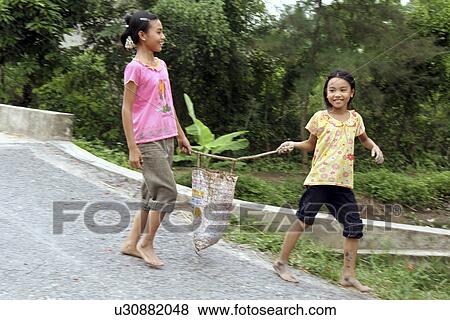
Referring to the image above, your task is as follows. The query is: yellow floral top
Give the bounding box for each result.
[303,110,365,189]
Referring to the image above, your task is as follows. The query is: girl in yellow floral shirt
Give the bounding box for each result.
[273,70,384,292]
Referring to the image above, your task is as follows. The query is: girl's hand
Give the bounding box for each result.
[277,141,295,154]
[371,145,384,164]
[178,136,192,155]
[129,146,143,169]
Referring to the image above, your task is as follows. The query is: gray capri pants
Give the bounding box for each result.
[138,137,177,213]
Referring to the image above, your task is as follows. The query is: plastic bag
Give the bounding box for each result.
[191,167,238,252]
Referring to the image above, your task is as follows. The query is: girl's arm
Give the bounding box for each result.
[174,112,192,154]
[277,134,317,154]
[358,132,384,164]
[122,81,143,169]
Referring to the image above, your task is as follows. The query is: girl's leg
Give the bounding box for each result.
[273,219,306,282]
[121,209,149,257]
[340,238,372,292]
[135,138,177,267]
[274,187,324,282]
[137,210,166,267]
[328,187,370,291]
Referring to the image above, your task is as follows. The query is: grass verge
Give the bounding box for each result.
[225,218,450,300]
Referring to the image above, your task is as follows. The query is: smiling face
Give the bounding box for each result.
[138,19,165,52]
[326,77,355,110]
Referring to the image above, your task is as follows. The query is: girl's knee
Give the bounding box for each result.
[293,219,307,232]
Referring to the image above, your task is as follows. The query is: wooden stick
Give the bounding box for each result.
[191,150,278,162]
[236,150,278,161]
[191,150,238,162]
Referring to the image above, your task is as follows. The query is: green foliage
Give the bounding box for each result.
[152,0,233,126]
[223,0,268,36]
[0,63,29,103]
[0,0,69,60]
[0,0,94,106]
[152,0,279,145]
[33,51,124,145]
[234,174,299,207]
[243,156,305,173]
[183,94,215,147]
[73,138,131,169]
[355,169,450,208]
[174,94,249,163]
[408,0,450,46]
[225,224,450,299]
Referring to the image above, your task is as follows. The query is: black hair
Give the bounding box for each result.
[120,11,159,49]
[323,70,356,109]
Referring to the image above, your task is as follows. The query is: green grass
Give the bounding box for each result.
[225,218,450,300]
[74,138,132,170]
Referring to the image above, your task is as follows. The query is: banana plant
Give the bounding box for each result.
[173,93,249,164]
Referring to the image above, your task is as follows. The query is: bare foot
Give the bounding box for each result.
[340,276,372,293]
[273,260,299,283]
[120,242,141,258]
[137,243,164,268]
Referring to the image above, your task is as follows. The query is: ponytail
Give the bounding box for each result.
[120,11,159,50]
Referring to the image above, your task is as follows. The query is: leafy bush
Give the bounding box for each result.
[355,169,450,208]
[34,51,124,145]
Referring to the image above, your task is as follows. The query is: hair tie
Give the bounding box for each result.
[125,36,136,50]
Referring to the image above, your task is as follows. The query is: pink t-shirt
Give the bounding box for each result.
[124,58,178,144]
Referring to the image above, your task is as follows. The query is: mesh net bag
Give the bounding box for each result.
[191,167,238,252]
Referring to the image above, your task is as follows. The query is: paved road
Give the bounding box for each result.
[0,133,369,299]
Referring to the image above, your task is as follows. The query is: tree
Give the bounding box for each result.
[266,0,447,167]
[404,0,450,164]
[152,0,272,141]
[0,0,93,106]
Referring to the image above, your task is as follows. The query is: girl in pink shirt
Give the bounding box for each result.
[120,11,191,268]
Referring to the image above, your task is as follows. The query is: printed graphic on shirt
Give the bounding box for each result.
[158,79,171,113]
[303,110,365,189]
